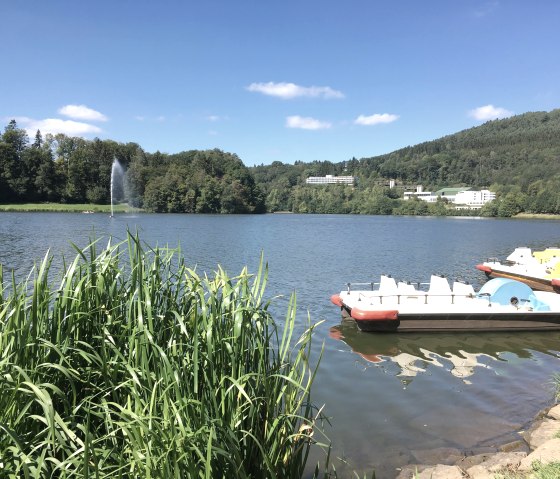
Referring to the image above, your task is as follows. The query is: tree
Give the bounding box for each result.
[32,130,43,148]
[34,155,58,201]
[143,177,169,212]
[196,178,221,213]
[497,192,522,217]
[1,120,29,200]
[22,147,49,201]
[3,120,28,155]
[0,143,16,202]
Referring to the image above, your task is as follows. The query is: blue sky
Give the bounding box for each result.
[1,1,559,166]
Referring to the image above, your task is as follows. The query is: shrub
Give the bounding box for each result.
[0,233,322,478]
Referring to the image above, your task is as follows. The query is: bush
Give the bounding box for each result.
[0,233,323,478]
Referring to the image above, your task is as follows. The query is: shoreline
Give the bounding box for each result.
[0,203,142,213]
[396,402,560,478]
[2,204,560,220]
[514,213,560,220]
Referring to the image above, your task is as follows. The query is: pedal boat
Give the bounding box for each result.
[476,247,560,293]
[330,275,560,333]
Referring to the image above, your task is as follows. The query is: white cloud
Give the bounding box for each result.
[16,117,102,136]
[469,104,513,121]
[58,104,108,122]
[286,115,332,130]
[247,82,344,99]
[206,114,229,122]
[134,114,170,122]
[354,113,399,126]
[473,1,499,17]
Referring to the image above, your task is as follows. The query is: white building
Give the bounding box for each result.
[306,175,355,185]
[403,185,438,203]
[454,190,496,209]
[403,185,495,209]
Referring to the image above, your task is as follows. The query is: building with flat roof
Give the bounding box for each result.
[403,185,438,202]
[403,185,495,209]
[306,175,355,185]
[454,189,496,209]
[433,187,470,203]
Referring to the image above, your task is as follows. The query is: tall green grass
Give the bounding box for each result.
[0,233,324,478]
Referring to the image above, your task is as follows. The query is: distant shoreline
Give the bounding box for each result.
[514,213,560,220]
[1,204,559,220]
[0,203,142,213]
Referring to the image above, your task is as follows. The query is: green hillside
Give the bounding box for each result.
[356,108,560,188]
[251,109,560,216]
[2,110,560,217]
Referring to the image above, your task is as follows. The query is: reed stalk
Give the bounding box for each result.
[0,233,323,478]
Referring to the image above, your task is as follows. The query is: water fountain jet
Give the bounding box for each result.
[110,159,124,218]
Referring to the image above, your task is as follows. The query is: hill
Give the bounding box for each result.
[2,110,559,216]
[251,109,560,216]
[355,108,560,188]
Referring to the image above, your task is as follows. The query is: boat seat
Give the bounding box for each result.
[452,281,475,302]
[397,281,426,302]
[506,247,539,266]
[427,275,453,304]
[397,281,417,294]
[377,275,399,305]
[379,275,398,294]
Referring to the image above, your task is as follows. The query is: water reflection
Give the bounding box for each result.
[329,321,560,384]
[5,213,560,479]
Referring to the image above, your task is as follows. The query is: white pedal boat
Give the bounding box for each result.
[476,247,560,293]
[330,274,560,333]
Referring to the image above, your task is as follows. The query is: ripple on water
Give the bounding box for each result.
[3,213,560,479]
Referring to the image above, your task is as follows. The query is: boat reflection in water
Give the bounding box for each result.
[329,321,560,384]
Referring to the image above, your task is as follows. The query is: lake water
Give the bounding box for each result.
[2,212,560,478]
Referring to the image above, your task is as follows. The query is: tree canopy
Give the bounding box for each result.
[0,122,265,214]
[2,108,560,216]
[250,109,560,216]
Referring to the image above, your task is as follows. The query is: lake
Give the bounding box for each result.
[2,212,560,478]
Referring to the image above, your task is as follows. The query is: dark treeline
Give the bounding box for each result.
[0,120,265,213]
[3,109,560,216]
[251,109,560,217]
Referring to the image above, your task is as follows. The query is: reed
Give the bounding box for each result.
[0,233,324,478]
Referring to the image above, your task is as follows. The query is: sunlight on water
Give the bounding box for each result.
[2,213,560,478]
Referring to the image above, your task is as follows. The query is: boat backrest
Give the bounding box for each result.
[428,275,451,295]
[379,275,398,295]
[425,275,452,304]
[452,281,475,297]
[397,281,418,294]
[506,247,538,266]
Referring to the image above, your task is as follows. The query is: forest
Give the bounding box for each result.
[1,108,560,216]
[0,120,265,213]
[251,108,560,217]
